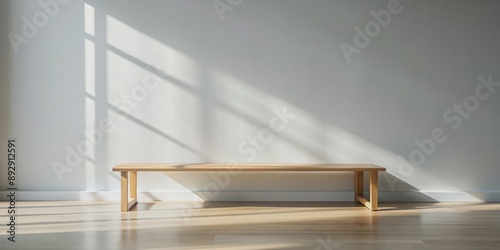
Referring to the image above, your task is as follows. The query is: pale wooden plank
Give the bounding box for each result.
[112,163,386,172]
[128,198,138,210]
[130,171,137,199]
[370,171,379,211]
[357,196,371,208]
[120,171,128,212]
[354,171,364,201]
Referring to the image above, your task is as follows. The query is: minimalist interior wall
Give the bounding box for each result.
[3,0,500,201]
[0,0,10,191]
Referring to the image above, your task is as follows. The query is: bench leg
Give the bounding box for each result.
[129,171,138,210]
[369,171,378,211]
[121,171,129,212]
[354,171,363,202]
[354,171,379,211]
[121,171,138,212]
[130,171,137,200]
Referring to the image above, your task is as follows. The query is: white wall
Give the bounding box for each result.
[0,0,10,193]
[2,0,500,202]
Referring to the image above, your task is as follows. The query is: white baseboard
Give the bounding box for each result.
[1,191,499,202]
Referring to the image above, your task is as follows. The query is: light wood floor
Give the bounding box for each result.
[1,201,499,250]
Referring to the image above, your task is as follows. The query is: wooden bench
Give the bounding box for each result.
[112,163,386,212]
